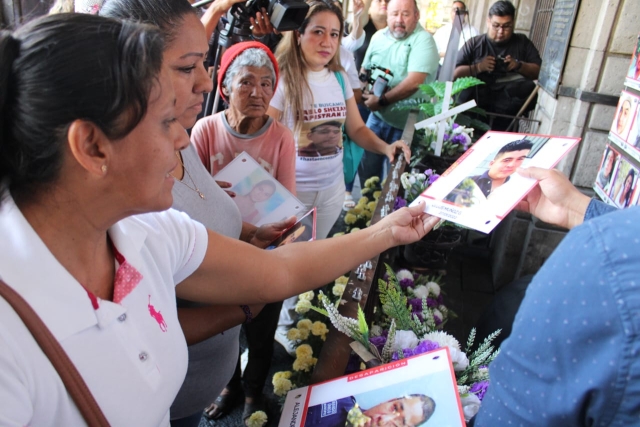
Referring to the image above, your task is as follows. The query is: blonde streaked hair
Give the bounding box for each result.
[275,0,345,134]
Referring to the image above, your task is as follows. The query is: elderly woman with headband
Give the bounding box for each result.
[189,40,297,424]
[0,12,437,427]
[100,1,292,426]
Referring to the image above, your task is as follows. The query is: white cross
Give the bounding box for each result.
[413,81,477,157]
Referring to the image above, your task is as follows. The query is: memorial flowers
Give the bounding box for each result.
[319,266,500,422]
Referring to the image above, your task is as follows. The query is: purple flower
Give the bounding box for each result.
[443,133,450,141]
[451,134,466,145]
[413,340,439,355]
[391,349,410,361]
[345,353,362,374]
[470,380,490,401]
[399,278,414,289]
[394,196,407,211]
[452,123,460,130]
[428,174,440,185]
[369,335,387,353]
[408,298,423,312]
[434,314,442,325]
[424,168,434,176]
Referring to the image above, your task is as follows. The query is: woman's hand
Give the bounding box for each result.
[249,216,297,248]
[386,139,411,163]
[376,201,439,246]
[516,167,590,229]
[216,180,236,197]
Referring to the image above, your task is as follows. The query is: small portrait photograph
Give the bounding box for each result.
[626,106,640,150]
[443,137,546,209]
[214,152,305,226]
[266,208,316,249]
[595,145,620,194]
[410,132,580,234]
[609,158,639,209]
[304,368,459,427]
[298,120,344,158]
[626,34,640,84]
[299,348,464,427]
[611,91,639,142]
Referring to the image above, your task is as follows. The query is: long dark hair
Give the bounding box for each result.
[0,13,164,203]
[100,0,197,44]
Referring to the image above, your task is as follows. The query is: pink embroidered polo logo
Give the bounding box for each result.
[148,295,167,332]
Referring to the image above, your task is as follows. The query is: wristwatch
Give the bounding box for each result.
[514,59,523,72]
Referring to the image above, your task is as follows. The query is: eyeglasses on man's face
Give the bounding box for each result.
[490,21,513,31]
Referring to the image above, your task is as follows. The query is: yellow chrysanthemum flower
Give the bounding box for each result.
[295,344,313,359]
[335,275,349,285]
[272,371,292,381]
[297,319,312,331]
[245,410,268,427]
[344,213,357,225]
[294,299,312,314]
[332,283,346,297]
[273,377,293,396]
[287,328,301,341]
[298,290,315,301]
[311,321,329,338]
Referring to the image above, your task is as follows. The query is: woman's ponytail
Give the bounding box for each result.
[0,30,20,186]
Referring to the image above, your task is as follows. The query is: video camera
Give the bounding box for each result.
[359,65,394,97]
[194,0,309,32]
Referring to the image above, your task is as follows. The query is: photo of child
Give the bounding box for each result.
[611,92,639,142]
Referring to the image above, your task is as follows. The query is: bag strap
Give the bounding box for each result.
[334,70,347,100]
[0,279,110,426]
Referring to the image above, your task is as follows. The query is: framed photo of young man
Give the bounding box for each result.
[410,132,580,233]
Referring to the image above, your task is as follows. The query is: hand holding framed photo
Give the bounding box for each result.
[214,152,306,226]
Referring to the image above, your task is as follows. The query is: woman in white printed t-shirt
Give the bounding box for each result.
[268,0,410,240]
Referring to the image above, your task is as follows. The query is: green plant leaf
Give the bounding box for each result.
[357,305,369,343]
[451,76,485,95]
[418,84,437,97]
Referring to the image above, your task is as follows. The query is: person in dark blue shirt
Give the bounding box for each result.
[473,166,640,426]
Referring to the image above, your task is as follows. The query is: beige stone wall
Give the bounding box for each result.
[536,0,640,187]
[463,0,639,188]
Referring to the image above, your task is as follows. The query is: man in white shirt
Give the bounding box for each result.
[433,1,478,66]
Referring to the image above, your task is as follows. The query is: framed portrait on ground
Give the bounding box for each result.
[410,132,580,233]
[278,347,464,427]
[266,208,317,249]
[625,34,640,91]
[610,91,640,143]
[214,152,306,226]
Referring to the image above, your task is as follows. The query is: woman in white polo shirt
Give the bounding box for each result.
[0,13,437,427]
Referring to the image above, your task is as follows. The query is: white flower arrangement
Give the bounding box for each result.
[395,269,414,282]
[425,281,441,297]
[422,331,461,350]
[391,330,419,352]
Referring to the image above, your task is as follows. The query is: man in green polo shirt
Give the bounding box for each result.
[358,0,438,186]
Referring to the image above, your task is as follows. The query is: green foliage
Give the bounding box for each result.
[357,306,369,344]
[381,319,397,363]
[451,77,485,95]
[378,277,414,332]
[456,328,501,386]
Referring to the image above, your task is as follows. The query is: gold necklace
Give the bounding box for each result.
[172,152,205,200]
